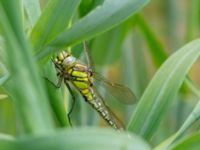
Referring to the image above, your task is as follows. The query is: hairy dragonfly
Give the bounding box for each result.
[51,43,137,130]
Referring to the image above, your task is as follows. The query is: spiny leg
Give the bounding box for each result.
[64,80,76,127]
[44,76,62,88]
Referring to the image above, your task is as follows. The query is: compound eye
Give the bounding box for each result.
[62,56,76,66]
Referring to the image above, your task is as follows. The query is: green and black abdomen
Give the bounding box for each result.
[87,88,124,130]
[68,63,124,130]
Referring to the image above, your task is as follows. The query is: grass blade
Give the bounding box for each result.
[128,39,200,140]
[0,128,151,150]
[39,0,150,57]
[186,0,200,41]
[154,100,200,150]
[135,14,168,67]
[0,0,54,135]
[0,74,9,86]
[30,0,81,53]
[43,62,71,127]
[0,62,9,86]
[171,132,200,150]
[22,0,41,27]
[91,23,129,66]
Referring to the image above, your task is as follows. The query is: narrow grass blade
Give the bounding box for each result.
[22,0,41,27]
[0,128,151,150]
[79,0,103,17]
[40,0,150,57]
[0,0,54,135]
[154,100,200,150]
[0,62,9,86]
[186,0,200,41]
[122,32,149,98]
[135,14,167,67]
[43,62,71,127]
[30,0,81,52]
[154,79,200,149]
[170,132,200,150]
[91,23,129,66]
[185,77,200,98]
[0,75,9,86]
[128,39,200,140]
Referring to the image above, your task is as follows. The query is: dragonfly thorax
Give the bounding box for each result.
[53,51,76,69]
[63,56,76,66]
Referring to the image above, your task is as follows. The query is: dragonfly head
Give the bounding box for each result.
[52,51,76,69]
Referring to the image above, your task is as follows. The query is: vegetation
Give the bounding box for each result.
[0,0,200,149]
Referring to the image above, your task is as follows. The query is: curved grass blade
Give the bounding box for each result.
[127,39,200,140]
[135,14,167,67]
[43,62,71,127]
[38,0,150,58]
[186,0,200,41]
[0,128,151,150]
[30,0,81,53]
[171,132,200,150]
[0,62,9,86]
[91,22,130,66]
[0,74,9,86]
[0,0,54,135]
[22,0,41,27]
[155,100,200,150]
[154,79,200,150]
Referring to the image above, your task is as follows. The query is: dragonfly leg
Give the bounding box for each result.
[44,76,62,88]
[64,81,76,127]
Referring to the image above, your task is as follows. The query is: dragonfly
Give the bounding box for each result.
[51,42,137,130]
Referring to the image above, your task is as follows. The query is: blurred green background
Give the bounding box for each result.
[0,0,200,149]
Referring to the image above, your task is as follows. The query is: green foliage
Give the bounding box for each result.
[0,128,151,150]
[0,0,200,149]
[0,0,54,135]
[171,131,200,150]
[128,39,200,140]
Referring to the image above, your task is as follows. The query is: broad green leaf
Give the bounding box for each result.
[38,0,150,58]
[128,39,200,140]
[30,0,81,52]
[171,132,200,150]
[0,0,54,135]
[22,0,41,27]
[0,128,151,150]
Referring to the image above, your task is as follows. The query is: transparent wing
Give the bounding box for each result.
[93,73,138,104]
